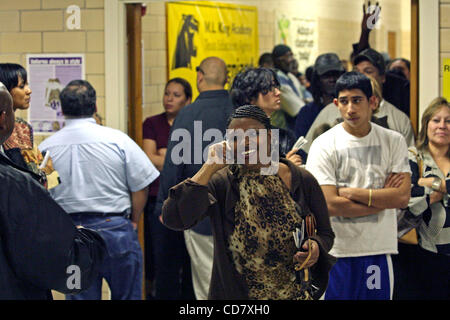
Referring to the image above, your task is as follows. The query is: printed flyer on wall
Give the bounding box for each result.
[275,14,317,73]
[26,54,85,134]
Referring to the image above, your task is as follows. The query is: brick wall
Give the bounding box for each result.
[141,0,410,120]
[440,0,450,95]
[0,0,105,144]
[0,0,411,128]
[142,1,167,121]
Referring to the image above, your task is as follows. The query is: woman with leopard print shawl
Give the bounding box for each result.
[162,105,336,300]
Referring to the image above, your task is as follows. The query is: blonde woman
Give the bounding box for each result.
[398,97,450,300]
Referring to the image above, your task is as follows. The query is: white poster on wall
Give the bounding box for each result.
[26,54,85,134]
[275,14,317,73]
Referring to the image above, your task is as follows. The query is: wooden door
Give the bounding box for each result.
[410,0,419,135]
[126,3,146,299]
[387,31,396,60]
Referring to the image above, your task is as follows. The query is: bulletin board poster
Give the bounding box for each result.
[26,54,85,134]
[275,14,317,74]
[167,1,258,99]
[444,58,450,101]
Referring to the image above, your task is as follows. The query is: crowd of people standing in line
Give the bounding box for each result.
[140,50,450,299]
[142,2,448,300]
[0,2,448,300]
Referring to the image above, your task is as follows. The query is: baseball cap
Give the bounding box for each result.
[272,44,292,59]
[314,53,345,76]
[353,48,386,75]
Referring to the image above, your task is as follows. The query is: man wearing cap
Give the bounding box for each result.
[294,53,345,141]
[271,44,308,131]
[353,48,410,116]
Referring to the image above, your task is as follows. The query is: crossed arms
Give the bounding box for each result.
[321,172,411,218]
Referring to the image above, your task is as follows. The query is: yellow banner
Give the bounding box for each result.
[167,1,258,99]
[444,58,450,101]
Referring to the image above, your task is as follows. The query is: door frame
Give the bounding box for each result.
[416,0,440,131]
[104,0,128,132]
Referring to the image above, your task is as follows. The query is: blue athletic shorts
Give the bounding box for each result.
[324,254,394,300]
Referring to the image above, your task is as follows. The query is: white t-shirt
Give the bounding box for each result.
[306,123,411,258]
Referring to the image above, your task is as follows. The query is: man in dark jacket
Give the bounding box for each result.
[154,57,234,300]
[0,83,106,299]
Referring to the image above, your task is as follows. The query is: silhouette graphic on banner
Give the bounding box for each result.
[172,14,199,70]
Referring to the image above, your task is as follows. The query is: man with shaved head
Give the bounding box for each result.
[153,56,233,300]
[196,57,228,91]
[0,83,106,299]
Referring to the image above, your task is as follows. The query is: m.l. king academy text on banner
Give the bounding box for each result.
[167,1,258,100]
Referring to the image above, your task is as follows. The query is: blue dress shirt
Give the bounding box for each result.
[39,117,159,214]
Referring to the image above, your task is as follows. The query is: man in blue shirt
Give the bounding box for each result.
[39,80,159,300]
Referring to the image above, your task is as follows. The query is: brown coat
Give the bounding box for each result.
[162,159,336,300]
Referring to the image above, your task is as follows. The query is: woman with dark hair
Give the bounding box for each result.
[142,77,192,299]
[395,97,450,300]
[143,77,192,171]
[0,63,58,188]
[162,104,335,300]
[230,67,302,165]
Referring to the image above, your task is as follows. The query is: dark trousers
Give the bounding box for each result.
[144,197,156,284]
[145,197,195,300]
[392,242,421,299]
[66,215,142,300]
[393,242,450,300]
[414,246,449,300]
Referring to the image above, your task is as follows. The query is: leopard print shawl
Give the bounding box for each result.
[228,165,308,300]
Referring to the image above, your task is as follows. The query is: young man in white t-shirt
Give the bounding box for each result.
[306,71,411,300]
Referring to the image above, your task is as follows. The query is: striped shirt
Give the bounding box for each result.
[408,147,450,255]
